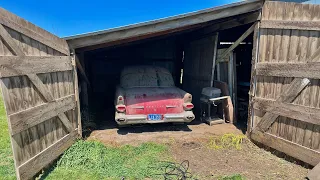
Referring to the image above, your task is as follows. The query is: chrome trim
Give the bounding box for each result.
[131,106,144,109]
[166,105,177,108]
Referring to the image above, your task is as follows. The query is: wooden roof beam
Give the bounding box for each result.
[217,22,257,63]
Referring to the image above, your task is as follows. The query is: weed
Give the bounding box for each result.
[207,133,246,150]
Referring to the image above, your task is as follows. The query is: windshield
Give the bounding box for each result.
[120,66,175,88]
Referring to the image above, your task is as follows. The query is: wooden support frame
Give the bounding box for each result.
[0,56,73,78]
[253,78,310,132]
[0,15,80,179]
[195,11,260,37]
[0,23,74,134]
[210,32,219,87]
[260,20,320,31]
[0,24,24,56]
[18,129,78,180]
[247,21,260,134]
[217,22,256,63]
[248,1,320,168]
[308,162,320,180]
[9,95,76,135]
[0,8,69,55]
[253,44,320,133]
[253,97,320,126]
[75,54,90,86]
[251,130,320,166]
[71,50,83,137]
[255,62,320,79]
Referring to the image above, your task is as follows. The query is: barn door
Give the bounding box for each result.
[183,35,218,111]
[249,1,320,166]
[0,8,81,179]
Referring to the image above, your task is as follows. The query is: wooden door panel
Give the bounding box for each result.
[249,1,320,167]
[0,8,80,180]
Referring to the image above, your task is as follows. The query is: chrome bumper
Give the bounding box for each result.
[115,111,195,125]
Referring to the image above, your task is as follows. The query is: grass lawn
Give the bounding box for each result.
[0,96,16,180]
[0,94,246,180]
[42,141,170,179]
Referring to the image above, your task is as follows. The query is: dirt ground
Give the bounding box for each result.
[87,123,309,180]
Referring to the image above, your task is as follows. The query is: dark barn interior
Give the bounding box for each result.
[76,21,255,131]
[81,37,182,128]
[65,1,262,133]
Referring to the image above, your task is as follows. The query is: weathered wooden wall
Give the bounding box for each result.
[183,36,216,114]
[0,8,79,179]
[250,1,320,166]
[216,48,229,83]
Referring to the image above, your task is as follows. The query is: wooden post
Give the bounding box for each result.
[233,51,237,123]
[76,52,89,108]
[71,50,82,137]
[216,63,221,81]
[210,32,219,87]
[247,21,260,134]
[228,52,234,102]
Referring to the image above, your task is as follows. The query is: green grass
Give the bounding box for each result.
[0,94,245,180]
[218,174,246,180]
[0,95,16,180]
[42,140,169,180]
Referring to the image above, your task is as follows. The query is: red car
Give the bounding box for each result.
[114,66,195,126]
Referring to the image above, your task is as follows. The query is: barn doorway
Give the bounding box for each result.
[217,23,254,132]
[71,13,259,136]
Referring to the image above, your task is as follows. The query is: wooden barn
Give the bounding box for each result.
[0,0,319,179]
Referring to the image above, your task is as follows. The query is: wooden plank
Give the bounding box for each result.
[26,74,74,133]
[217,22,256,62]
[247,21,260,134]
[307,162,320,180]
[0,8,69,55]
[75,54,90,86]
[0,26,75,134]
[253,97,320,126]
[210,33,219,87]
[214,80,234,123]
[0,56,73,78]
[66,0,263,49]
[26,74,55,101]
[254,78,310,132]
[260,20,320,31]
[9,95,76,135]
[71,51,82,136]
[0,24,24,56]
[255,62,320,79]
[17,130,78,180]
[193,11,260,37]
[57,113,74,133]
[251,130,320,166]
[310,46,320,62]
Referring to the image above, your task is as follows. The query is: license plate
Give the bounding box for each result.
[148,114,162,120]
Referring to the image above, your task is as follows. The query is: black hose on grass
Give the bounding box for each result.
[157,160,197,180]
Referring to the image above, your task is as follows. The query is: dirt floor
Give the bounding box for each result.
[87,123,309,180]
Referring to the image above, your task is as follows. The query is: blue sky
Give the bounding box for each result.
[0,0,239,38]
